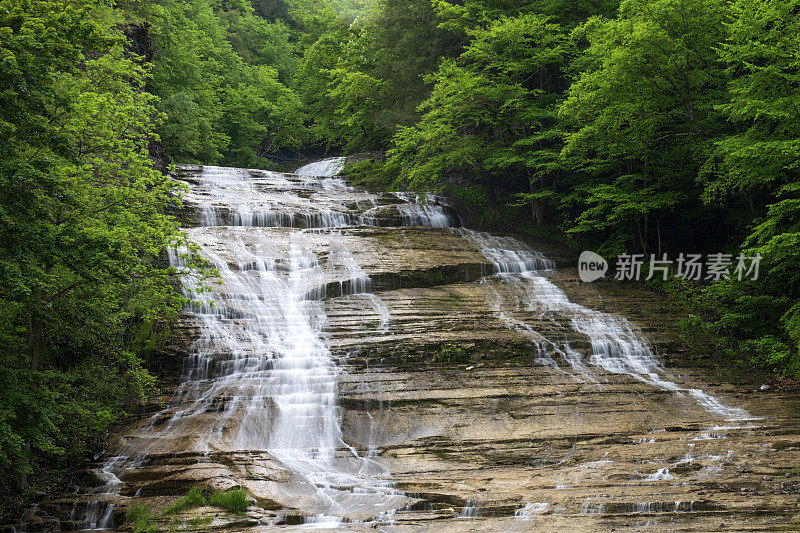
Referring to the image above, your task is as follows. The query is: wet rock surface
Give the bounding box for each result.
[23,161,800,532]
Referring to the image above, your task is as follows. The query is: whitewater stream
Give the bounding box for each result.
[36,159,799,533]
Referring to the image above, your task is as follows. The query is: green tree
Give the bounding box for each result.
[220,65,305,165]
[298,0,459,151]
[700,0,800,376]
[559,0,730,253]
[388,14,569,222]
[433,0,620,33]
[138,0,305,166]
[0,0,199,489]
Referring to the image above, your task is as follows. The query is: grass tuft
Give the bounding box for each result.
[187,514,214,526]
[164,486,207,514]
[125,502,157,533]
[208,488,251,515]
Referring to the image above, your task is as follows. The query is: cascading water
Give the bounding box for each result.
[458,229,750,420]
[294,157,346,178]
[71,159,756,531]
[78,160,431,529]
[391,192,457,228]
[166,161,412,523]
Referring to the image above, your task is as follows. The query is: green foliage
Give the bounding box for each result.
[139,0,305,167]
[162,486,251,518]
[297,0,459,151]
[208,488,252,514]
[559,0,730,252]
[164,486,208,514]
[433,0,620,32]
[341,159,396,191]
[696,0,800,376]
[704,0,800,206]
[0,0,214,503]
[126,502,158,533]
[432,344,471,363]
[388,13,569,224]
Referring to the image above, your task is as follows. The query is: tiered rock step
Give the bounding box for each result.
[335,364,800,531]
[324,281,596,359]
[186,227,488,289]
[173,165,459,230]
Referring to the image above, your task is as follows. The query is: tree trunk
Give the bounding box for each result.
[745,192,755,214]
[18,316,44,491]
[483,175,497,213]
[532,200,543,225]
[529,180,543,225]
[657,216,662,257]
[636,218,648,254]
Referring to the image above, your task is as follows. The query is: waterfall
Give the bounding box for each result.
[72,159,753,529]
[294,157,346,177]
[159,161,408,521]
[391,192,456,227]
[77,160,425,527]
[459,228,750,420]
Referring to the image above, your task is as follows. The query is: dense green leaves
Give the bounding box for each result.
[559,0,730,253]
[296,0,460,151]
[141,0,303,166]
[0,0,200,499]
[389,14,569,222]
[698,0,800,376]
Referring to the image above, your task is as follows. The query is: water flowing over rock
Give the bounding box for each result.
[32,160,800,531]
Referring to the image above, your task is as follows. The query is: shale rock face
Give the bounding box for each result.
[35,160,800,532]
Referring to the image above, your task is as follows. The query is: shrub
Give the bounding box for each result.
[433,344,470,363]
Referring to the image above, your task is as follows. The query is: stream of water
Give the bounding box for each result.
[73,158,750,530]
